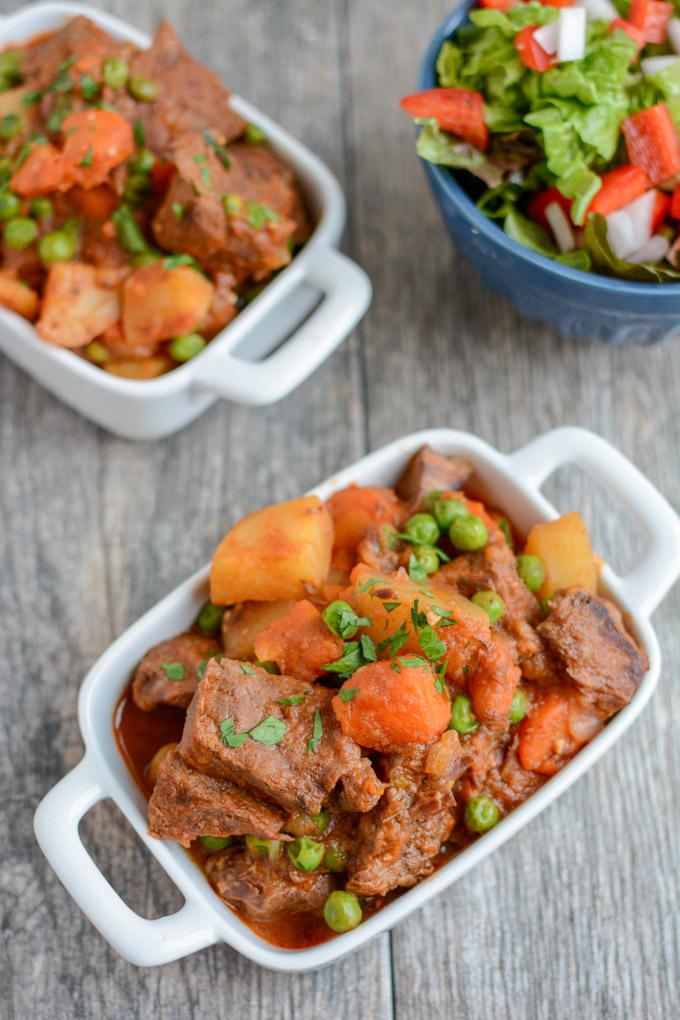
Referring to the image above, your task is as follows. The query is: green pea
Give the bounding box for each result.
[129,148,155,174]
[423,490,443,513]
[322,600,360,639]
[323,890,362,933]
[169,333,206,363]
[199,835,235,852]
[464,795,500,833]
[244,122,267,144]
[245,835,281,860]
[286,836,325,872]
[4,217,37,250]
[516,554,545,594]
[413,544,439,575]
[0,50,22,89]
[310,810,330,834]
[124,172,152,204]
[38,230,75,264]
[30,197,53,220]
[404,512,440,546]
[449,694,479,735]
[0,113,22,140]
[84,341,110,365]
[0,192,21,221]
[509,688,527,724]
[449,514,488,552]
[323,842,348,873]
[223,193,243,216]
[433,495,468,531]
[128,75,159,102]
[471,590,505,625]
[196,600,226,635]
[102,56,129,89]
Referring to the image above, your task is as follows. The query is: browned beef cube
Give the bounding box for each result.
[132,632,221,711]
[179,659,384,814]
[148,749,286,847]
[347,748,456,897]
[396,445,473,505]
[152,137,305,280]
[21,17,118,87]
[440,540,540,629]
[537,588,647,717]
[127,22,246,153]
[205,846,334,919]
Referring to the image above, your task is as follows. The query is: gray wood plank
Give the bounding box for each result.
[0,1,387,1018]
[344,1,680,1017]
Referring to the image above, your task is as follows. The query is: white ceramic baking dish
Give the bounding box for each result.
[34,427,680,971]
[0,2,371,440]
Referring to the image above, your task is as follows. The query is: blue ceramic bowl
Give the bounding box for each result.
[419,1,680,344]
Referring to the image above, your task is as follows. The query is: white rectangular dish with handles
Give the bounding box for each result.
[33,427,680,971]
[0,2,371,440]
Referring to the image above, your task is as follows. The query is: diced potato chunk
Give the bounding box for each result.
[0,271,38,320]
[36,263,120,348]
[210,496,333,604]
[121,264,214,349]
[524,512,597,598]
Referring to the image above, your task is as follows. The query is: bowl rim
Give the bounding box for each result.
[418,0,680,297]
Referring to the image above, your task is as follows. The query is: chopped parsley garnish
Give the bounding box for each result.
[79,74,100,101]
[23,89,43,107]
[46,100,72,134]
[163,253,199,270]
[162,661,185,681]
[323,641,367,677]
[79,146,93,168]
[408,554,428,582]
[360,633,377,662]
[240,663,256,675]
[219,717,249,748]
[498,517,514,549]
[328,605,371,639]
[249,715,287,745]
[377,622,409,657]
[431,606,453,619]
[222,193,242,215]
[133,119,146,147]
[355,577,381,594]
[193,153,207,164]
[384,601,401,613]
[275,694,308,706]
[419,625,446,662]
[410,600,428,633]
[434,661,447,694]
[307,709,323,754]
[247,201,280,229]
[171,202,184,219]
[198,660,209,678]
[397,655,430,670]
[203,129,231,169]
[338,688,358,703]
[199,166,212,191]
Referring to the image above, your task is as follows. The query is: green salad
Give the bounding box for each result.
[400,0,680,281]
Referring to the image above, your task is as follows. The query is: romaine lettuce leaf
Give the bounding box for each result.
[416,122,505,187]
[584,213,680,281]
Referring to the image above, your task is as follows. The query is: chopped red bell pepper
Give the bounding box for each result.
[651,189,671,231]
[514,25,556,72]
[537,0,575,6]
[627,0,673,44]
[399,88,489,151]
[622,104,680,185]
[588,164,651,217]
[670,184,680,218]
[478,0,513,9]
[609,18,645,55]
[528,187,573,232]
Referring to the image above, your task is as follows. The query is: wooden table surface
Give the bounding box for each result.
[1,1,679,1017]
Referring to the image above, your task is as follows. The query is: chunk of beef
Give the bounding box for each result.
[253,600,344,684]
[471,736,544,812]
[152,137,303,280]
[468,631,521,731]
[346,748,457,896]
[205,846,334,919]
[356,523,404,574]
[126,22,246,154]
[537,588,647,717]
[21,17,117,88]
[179,659,384,814]
[132,632,221,711]
[396,445,473,505]
[148,749,286,847]
[202,270,238,338]
[439,540,540,629]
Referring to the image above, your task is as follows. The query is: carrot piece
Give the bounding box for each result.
[622,104,680,185]
[61,108,134,189]
[514,26,556,72]
[332,658,450,750]
[529,187,573,232]
[588,164,651,217]
[327,485,403,552]
[627,0,673,43]
[69,185,118,220]
[10,143,67,197]
[518,690,570,776]
[399,88,489,151]
[537,0,574,5]
[253,600,343,684]
[0,271,38,320]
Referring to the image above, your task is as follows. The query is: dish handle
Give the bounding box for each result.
[507,426,680,619]
[191,247,371,405]
[33,755,219,966]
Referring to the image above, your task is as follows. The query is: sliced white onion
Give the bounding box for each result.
[627,234,670,264]
[545,201,576,252]
[557,7,587,62]
[534,20,560,55]
[626,189,657,240]
[606,190,656,258]
[668,16,680,53]
[577,0,618,23]
[641,54,680,76]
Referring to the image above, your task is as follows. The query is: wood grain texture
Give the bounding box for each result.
[0,0,679,1017]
